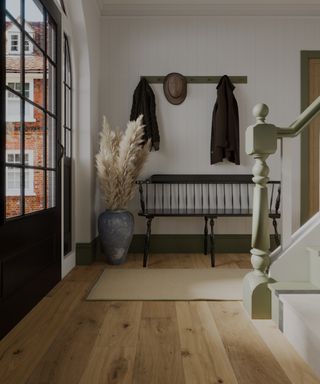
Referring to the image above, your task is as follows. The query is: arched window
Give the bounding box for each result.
[59,0,66,14]
[54,0,66,15]
[63,34,72,255]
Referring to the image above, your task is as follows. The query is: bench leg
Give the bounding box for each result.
[210,218,215,267]
[272,218,280,247]
[204,216,208,255]
[143,217,153,268]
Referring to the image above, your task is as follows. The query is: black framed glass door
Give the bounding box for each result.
[0,0,62,338]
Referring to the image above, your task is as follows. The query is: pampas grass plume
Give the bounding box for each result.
[96,115,150,210]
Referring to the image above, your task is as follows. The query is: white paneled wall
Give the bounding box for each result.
[99,16,320,235]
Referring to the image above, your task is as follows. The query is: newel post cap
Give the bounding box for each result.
[245,103,278,155]
[253,103,269,123]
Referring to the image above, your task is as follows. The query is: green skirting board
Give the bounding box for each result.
[76,234,279,265]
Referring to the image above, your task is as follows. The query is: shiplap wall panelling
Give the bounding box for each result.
[99,16,320,235]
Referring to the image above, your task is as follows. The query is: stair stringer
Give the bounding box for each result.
[269,211,320,282]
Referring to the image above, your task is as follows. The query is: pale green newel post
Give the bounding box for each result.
[243,103,278,319]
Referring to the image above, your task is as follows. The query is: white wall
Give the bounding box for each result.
[81,0,102,238]
[99,15,320,235]
[68,0,101,244]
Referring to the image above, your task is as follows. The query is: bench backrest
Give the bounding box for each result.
[137,174,281,215]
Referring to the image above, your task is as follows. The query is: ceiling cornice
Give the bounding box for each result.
[100,3,320,17]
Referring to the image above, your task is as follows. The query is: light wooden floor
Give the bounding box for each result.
[0,253,319,384]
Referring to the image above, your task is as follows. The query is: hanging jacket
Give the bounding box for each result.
[130,78,160,151]
[210,75,240,165]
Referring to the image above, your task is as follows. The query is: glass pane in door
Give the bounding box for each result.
[47,61,56,113]
[65,129,71,158]
[25,38,45,108]
[6,21,22,80]
[5,0,21,21]
[5,8,23,220]
[25,103,45,167]
[47,17,56,62]
[65,87,71,127]
[25,169,45,214]
[47,115,56,168]
[5,166,22,218]
[47,171,56,209]
[6,94,22,153]
[25,0,45,50]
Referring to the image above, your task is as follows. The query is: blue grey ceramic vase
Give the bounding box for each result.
[98,210,134,264]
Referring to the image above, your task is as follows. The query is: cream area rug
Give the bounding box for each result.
[86,268,251,301]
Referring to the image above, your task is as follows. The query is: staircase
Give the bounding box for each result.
[279,294,320,378]
[268,247,320,377]
[243,97,320,378]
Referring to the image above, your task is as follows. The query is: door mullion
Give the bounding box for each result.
[44,10,48,209]
[0,0,5,223]
[21,0,25,215]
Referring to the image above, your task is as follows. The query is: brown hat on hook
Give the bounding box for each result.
[163,72,187,105]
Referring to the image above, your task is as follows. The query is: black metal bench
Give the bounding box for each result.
[137,174,281,267]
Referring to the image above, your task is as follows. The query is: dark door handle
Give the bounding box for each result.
[58,141,65,165]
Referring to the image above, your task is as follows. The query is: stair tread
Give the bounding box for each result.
[280,294,320,339]
[307,246,320,255]
[268,281,320,292]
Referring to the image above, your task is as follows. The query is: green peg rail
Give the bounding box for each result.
[141,76,247,84]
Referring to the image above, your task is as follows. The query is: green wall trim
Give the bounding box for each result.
[76,234,279,265]
[75,238,97,265]
[127,234,252,254]
[300,51,320,225]
[127,234,278,254]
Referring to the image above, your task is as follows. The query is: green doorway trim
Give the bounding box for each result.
[300,51,320,225]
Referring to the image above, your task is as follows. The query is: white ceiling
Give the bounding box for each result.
[97,1,320,16]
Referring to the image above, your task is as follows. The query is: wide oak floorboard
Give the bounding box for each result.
[209,302,292,384]
[0,253,318,384]
[26,301,108,384]
[133,301,185,384]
